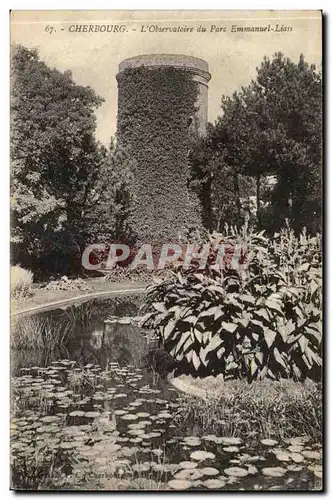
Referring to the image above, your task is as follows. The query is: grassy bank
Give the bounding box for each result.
[174,377,322,443]
[11,277,149,315]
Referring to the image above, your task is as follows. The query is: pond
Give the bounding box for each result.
[11,297,322,491]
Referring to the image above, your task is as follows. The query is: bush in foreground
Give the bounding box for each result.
[11,266,33,300]
[142,226,322,381]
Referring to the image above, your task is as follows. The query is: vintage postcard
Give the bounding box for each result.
[10,10,322,491]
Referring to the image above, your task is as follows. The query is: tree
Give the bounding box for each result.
[250,53,322,233]
[81,141,134,248]
[194,52,322,234]
[11,45,114,276]
[189,125,256,231]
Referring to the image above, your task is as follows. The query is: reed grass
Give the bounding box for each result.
[174,378,322,443]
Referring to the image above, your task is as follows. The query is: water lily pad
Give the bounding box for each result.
[301,450,321,460]
[190,450,215,461]
[152,448,163,456]
[223,446,240,453]
[261,439,278,446]
[308,464,322,473]
[276,452,291,462]
[165,464,180,473]
[121,414,138,421]
[136,412,150,418]
[36,425,56,434]
[93,395,105,401]
[105,444,122,452]
[262,467,287,477]
[286,436,310,445]
[224,467,248,477]
[202,435,220,444]
[127,423,146,429]
[307,464,322,479]
[168,479,191,490]
[201,467,219,476]
[174,469,202,481]
[247,465,258,475]
[128,429,145,436]
[121,447,138,457]
[60,442,77,449]
[116,437,129,443]
[288,445,303,453]
[183,437,201,447]
[204,479,226,489]
[287,464,303,472]
[129,438,142,444]
[85,411,100,418]
[69,411,85,417]
[220,437,242,445]
[143,432,161,439]
[77,424,91,431]
[73,435,86,442]
[11,441,25,449]
[114,410,127,416]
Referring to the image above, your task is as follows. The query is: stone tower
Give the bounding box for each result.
[116,54,211,244]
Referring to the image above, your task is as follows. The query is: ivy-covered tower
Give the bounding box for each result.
[116,54,211,243]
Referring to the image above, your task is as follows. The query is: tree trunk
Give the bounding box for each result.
[201,175,213,230]
[273,174,290,230]
[256,173,261,226]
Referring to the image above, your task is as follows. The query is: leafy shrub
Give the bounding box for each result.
[11,266,33,300]
[44,276,91,292]
[141,225,322,381]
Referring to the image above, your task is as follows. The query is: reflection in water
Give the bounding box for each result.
[12,295,145,374]
[11,297,322,491]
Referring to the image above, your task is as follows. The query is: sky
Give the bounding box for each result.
[11,10,322,145]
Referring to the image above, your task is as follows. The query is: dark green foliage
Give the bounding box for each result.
[11,45,103,274]
[81,143,134,248]
[189,134,257,230]
[116,67,202,244]
[142,226,322,381]
[191,53,322,234]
